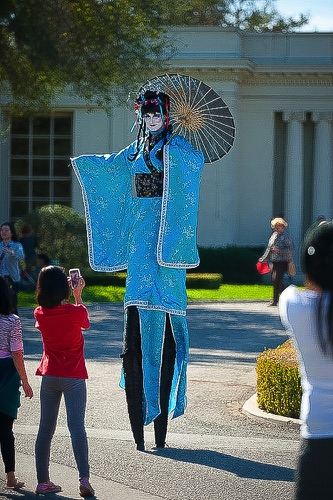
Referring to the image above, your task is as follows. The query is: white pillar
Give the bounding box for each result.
[0,112,10,221]
[312,112,333,220]
[283,111,305,260]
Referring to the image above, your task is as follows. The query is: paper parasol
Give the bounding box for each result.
[139,73,236,164]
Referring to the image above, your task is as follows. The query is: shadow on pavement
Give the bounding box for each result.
[187,308,287,365]
[20,303,287,365]
[149,448,294,481]
[0,490,74,500]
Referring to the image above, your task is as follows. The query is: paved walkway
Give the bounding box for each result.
[0,302,301,500]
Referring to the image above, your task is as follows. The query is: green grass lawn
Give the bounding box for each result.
[18,284,274,308]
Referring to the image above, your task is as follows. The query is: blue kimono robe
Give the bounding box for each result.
[72,133,204,424]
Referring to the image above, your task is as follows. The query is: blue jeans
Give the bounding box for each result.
[35,376,89,483]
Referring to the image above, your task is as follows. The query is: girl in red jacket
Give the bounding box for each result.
[34,266,94,497]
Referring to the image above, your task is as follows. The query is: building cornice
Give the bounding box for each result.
[240,72,333,86]
[167,65,333,86]
[168,27,333,84]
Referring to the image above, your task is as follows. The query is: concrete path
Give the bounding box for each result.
[0,301,300,500]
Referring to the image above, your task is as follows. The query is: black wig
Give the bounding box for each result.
[129,90,172,161]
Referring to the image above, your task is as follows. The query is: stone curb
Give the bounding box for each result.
[243,393,301,425]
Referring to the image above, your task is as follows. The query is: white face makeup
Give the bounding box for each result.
[142,112,164,132]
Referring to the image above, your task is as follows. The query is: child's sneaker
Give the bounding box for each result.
[79,478,95,497]
[36,481,62,494]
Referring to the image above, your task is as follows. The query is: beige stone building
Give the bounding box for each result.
[1,27,332,256]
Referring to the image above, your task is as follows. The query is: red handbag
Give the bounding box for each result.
[256,261,271,275]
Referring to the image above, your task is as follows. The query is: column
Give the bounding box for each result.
[312,112,333,220]
[0,112,10,221]
[282,111,305,261]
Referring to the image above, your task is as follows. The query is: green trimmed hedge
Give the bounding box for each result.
[256,339,302,419]
[16,205,265,284]
[84,272,222,289]
[195,246,265,284]
[83,247,264,285]
[186,273,222,289]
[83,246,264,286]
[84,272,127,287]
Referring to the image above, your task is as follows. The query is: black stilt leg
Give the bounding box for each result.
[122,306,145,450]
[154,314,176,448]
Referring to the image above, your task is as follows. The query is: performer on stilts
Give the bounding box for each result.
[71,89,205,451]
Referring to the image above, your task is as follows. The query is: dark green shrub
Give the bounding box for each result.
[16,204,89,273]
[186,273,222,289]
[256,339,301,419]
[196,246,264,284]
[84,272,222,289]
[16,207,264,285]
[84,272,127,287]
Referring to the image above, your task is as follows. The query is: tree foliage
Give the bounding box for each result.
[0,0,170,114]
[0,0,309,114]
[16,204,90,272]
[158,0,309,31]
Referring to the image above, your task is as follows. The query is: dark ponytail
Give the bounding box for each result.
[301,221,333,355]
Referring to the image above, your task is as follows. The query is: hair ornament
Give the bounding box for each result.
[128,89,171,160]
[143,98,159,106]
[308,246,315,255]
